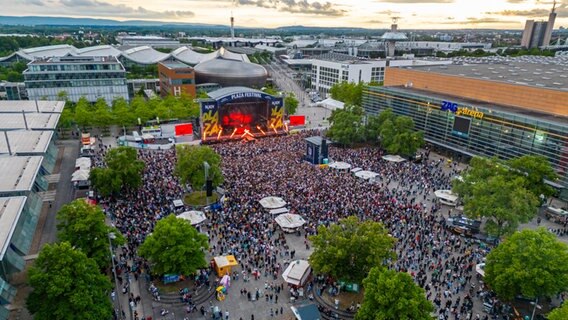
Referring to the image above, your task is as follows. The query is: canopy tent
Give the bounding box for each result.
[328,161,352,170]
[354,170,379,180]
[350,167,362,173]
[382,154,407,163]
[317,97,344,111]
[75,157,91,170]
[275,213,306,231]
[291,303,321,320]
[71,169,90,182]
[475,263,485,277]
[269,207,289,215]
[282,260,312,287]
[259,196,287,209]
[173,199,184,208]
[176,210,207,225]
[213,255,239,277]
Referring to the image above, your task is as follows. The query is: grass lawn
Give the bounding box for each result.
[183,191,220,207]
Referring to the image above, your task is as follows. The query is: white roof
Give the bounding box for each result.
[434,190,459,202]
[0,100,65,113]
[269,207,289,215]
[275,213,306,229]
[75,157,92,170]
[71,169,90,182]
[382,155,407,163]
[282,260,311,286]
[0,44,252,66]
[328,162,351,170]
[0,196,27,259]
[0,113,61,130]
[0,156,43,193]
[354,170,380,180]
[259,196,287,209]
[176,210,207,225]
[317,98,344,111]
[0,130,53,155]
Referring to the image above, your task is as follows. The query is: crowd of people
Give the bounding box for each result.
[95,130,515,320]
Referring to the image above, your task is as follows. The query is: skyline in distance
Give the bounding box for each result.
[1,0,567,30]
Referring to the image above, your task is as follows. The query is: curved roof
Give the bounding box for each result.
[195,59,267,78]
[0,44,251,66]
[381,32,408,41]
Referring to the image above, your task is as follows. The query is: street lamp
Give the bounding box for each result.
[203,161,210,206]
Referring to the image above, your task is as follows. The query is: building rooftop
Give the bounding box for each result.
[29,55,120,65]
[381,85,568,126]
[207,86,267,100]
[0,196,27,259]
[311,52,366,63]
[0,130,54,155]
[159,61,192,70]
[0,113,61,130]
[0,156,43,193]
[405,59,568,91]
[0,100,64,113]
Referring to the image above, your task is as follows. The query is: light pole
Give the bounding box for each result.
[203,161,210,206]
[108,232,124,320]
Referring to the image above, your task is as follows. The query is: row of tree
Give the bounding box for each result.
[27,200,125,319]
[261,86,299,115]
[90,146,145,197]
[59,94,200,130]
[327,106,424,157]
[453,155,558,237]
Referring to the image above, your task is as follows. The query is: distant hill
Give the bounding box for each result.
[0,16,226,27]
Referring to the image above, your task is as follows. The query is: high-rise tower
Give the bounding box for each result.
[230,12,235,38]
[542,0,557,47]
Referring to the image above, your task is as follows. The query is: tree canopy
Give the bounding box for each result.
[90,146,145,196]
[284,92,299,115]
[56,199,125,268]
[330,82,364,106]
[356,267,434,320]
[379,114,424,157]
[175,145,223,190]
[27,242,113,320]
[138,214,209,276]
[484,228,568,302]
[548,301,568,320]
[453,156,553,237]
[309,216,396,284]
[326,105,365,146]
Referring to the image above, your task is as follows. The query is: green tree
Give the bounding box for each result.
[74,97,93,129]
[284,92,299,115]
[379,115,424,157]
[326,106,364,147]
[549,301,568,320]
[356,267,434,320]
[138,214,209,275]
[27,242,113,320]
[56,200,124,268]
[175,145,223,190]
[309,216,396,284]
[92,98,112,128]
[90,147,145,196]
[111,97,135,127]
[507,155,559,198]
[485,229,568,307]
[329,82,364,106]
[131,96,153,124]
[452,157,509,200]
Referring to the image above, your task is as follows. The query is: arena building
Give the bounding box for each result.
[362,57,568,188]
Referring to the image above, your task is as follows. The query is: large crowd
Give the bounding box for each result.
[96,131,508,320]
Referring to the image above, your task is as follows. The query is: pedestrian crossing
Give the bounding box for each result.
[44,174,61,184]
[38,190,57,202]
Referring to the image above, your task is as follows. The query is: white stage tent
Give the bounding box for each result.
[259,196,287,209]
[282,260,311,286]
[177,210,207,225]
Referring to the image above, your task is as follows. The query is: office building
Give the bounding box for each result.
[0,100,61,319]
[158,61,196,97]
[521,2,557,48]
[116,35,180,48]
[309,53,451,95]
[0,82,27,101]
[126,79,160,99]
[362,57,568,188]
[24,56,129,104]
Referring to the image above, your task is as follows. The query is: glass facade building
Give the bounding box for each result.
[363,85,568,187]
[24,56,129,104]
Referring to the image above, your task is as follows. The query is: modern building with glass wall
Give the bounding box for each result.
[23,56,129,104]
[363,62,568,188]
[0,100,62,318]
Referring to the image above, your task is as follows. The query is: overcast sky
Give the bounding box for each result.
[2,0,566,29]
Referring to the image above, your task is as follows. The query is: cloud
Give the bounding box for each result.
[506,0,526,3]
[487,3,568,18]
[58,0,195,19]
[22,0,45,5]
[229,0,346,16]
[376,10,400,15]
[375,0,453,3]
[441,17,518,24]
